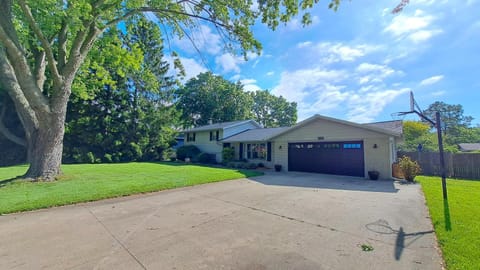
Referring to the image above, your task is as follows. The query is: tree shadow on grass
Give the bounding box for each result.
[0,177,21,188]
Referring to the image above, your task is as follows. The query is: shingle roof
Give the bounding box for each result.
[222,127,290,142]
[458,143,480,152]
[182,120,260,132]
[363,120,403,135]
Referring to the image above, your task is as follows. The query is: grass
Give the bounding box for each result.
[417,176,480,270]
[0,162,262,215]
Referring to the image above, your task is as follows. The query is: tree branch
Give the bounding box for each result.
[17,0,62,88]
[0,49,39,141]
[0,103,26,147]
[105,7,230,29]
[32,48,46,90]
[0,26,50,115]
[57,19,68,70]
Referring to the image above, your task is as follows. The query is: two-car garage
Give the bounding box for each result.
[288,141,365,177]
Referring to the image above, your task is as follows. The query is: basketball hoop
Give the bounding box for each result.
[390,112,407,121]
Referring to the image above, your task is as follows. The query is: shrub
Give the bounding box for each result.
[176,145,201,161]
[398,156,421,182]
[86,152,95,164]
[222,147,235,163]
[197,153,216,164]
[103,154,113,163]
[257,162,264,168]
[247,163,258,169]
[161,148,176,161]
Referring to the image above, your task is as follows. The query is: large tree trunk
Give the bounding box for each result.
[24,112,66,181]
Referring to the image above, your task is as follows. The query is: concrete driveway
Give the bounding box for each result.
[0,172,443,270]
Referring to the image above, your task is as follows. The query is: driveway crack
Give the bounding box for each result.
[85,207,147,270]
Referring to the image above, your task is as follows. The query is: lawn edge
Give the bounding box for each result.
[417,180,448,270]
[0,170,263,216]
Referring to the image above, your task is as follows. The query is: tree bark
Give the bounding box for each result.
[23,112,66,181]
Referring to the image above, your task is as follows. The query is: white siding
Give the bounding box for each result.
[184,130,223,162]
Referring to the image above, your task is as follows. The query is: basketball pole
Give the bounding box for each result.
[399,92,448,200]
[435,112,448,200]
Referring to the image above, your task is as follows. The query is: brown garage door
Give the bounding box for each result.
[288,141,365,177]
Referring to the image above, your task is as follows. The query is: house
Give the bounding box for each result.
[183,115,403,179]
[183,120,262,162]
[458,143,480,152]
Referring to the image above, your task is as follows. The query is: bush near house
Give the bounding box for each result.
[176,145,201,161]
[222,147,235,163]
[398,155,421,182]
[196,153,216,164]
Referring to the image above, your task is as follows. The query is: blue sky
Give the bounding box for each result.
[164,0,480,125]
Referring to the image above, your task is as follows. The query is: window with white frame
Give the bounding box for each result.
[246,143,267,159]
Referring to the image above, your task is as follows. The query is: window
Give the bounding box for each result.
[187,132,196,142]
[210,130,220,141]
[323,143,340,149]
[247,143,267,159]
[343,143,361,149]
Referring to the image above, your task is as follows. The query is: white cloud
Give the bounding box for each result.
[215,53,241,73]
[420,75,444,86]
[243,84,262,92]
[165,55,207,81]
[272,68,348,120]
[385,10,434,36]
[284,15,320,31]
[355,63,399,85]
[271,60,408,122]
[346,88,411,123]
[312,42,379,64]
[297,41,313,48]
[173,25,221,55]
[215,52,259,74]
[409,29,442,43]
[240,78,257,85]
[384,9,442,43]
[266,71,275,76]
[432,90,446,96]
[230,74,241,81]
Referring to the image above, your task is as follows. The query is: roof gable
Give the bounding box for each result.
[270,114,402,140]
[222,127,290,142]
[182,120,261,132]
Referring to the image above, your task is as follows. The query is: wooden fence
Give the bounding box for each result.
[397,151,480,180]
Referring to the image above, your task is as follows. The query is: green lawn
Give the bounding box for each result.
[417,176,480,270]
[0,162,262,215]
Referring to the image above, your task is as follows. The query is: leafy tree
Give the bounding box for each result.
[64,18,178,163]
[398,121,437,152]
[423,101,473,136]
[250,90,297,127]
[176,72,253,126]
[0,0,341,180]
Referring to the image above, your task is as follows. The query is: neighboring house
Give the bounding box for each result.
[458,143,480,152]
[184,115,403,179]
[183,120,262,162]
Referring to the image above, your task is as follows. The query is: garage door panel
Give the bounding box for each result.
[288,141,364,177]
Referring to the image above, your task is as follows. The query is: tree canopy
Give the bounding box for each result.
[175,73,298,128]
[0,0,340,180]
[400,101,479,153]
[423,101,473,136]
